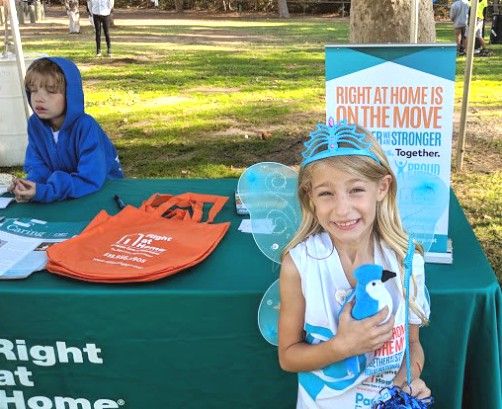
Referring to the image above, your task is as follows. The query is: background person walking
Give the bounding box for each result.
[88,0,113,56]
[474,0,490,55]
[65,0,80,34]
[450,0,469,54]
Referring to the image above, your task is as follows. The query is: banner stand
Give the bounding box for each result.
[325,44,456,264]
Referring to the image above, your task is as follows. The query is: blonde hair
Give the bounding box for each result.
[285,126,428,325]
[25,59,66,94]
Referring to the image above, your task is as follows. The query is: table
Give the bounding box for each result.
[0,179,500,409]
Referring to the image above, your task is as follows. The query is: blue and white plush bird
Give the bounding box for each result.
[352,264,396,323]
[297,265,398,399]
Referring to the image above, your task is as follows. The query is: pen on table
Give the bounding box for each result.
[114,194,126,210]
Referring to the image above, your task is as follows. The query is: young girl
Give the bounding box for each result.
[278,122,431,408]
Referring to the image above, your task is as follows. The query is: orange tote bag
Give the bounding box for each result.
[47,193,230,283]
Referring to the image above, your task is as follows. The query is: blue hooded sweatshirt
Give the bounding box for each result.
[24,57,123,203]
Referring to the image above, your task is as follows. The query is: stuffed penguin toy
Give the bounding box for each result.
[352,264,396,323]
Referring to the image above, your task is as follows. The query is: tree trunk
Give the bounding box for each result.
[277,0,289,18]
[175,0,183,12]
[350,0,436,43]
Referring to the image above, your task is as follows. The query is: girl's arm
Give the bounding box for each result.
[393,325,431,398]
[278,253,394,373]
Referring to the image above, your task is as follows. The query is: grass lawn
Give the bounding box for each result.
[1,7,501,276]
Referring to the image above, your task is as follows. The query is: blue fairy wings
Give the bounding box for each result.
[237,162,301,265]
[237,162,301,346]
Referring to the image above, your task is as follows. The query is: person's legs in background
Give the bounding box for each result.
[93,14,102,56]
[455,26,466,54]
[101,16,112,57]
[102,14,112,56]
[475,17,487,53]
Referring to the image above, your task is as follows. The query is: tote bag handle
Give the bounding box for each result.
[151,193,228,223]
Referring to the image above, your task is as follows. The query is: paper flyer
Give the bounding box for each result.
[0,218,85,279]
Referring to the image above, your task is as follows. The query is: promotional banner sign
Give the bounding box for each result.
[326,45,456,262]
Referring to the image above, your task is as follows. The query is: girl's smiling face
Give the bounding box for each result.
[309,163,391,247]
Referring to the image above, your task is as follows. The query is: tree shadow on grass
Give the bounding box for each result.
[118,134,304,177]
[80,50,324,94]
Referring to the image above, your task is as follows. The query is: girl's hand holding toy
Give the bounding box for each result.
[335,303,395,357]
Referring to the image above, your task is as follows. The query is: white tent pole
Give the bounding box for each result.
[3,4,9,54]
[457,0,479,171]
[6,0,31,120]
[410,0,420,43]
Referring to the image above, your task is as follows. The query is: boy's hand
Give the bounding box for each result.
[13,179,36,203]
[8,178,17,193]
[335,302,394,357]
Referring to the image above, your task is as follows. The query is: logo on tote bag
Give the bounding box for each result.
[96,233,174,268]
[113,233,173,257]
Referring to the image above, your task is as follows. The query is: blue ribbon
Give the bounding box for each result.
[373,386,434,408]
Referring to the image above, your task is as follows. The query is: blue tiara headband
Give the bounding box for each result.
[301,121,380,167]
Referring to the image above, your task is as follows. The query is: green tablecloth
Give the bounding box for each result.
[0,179,500,409]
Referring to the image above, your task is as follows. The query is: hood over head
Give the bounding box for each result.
[26,57,84,130]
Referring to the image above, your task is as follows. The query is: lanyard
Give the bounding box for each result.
[403,237,415,386]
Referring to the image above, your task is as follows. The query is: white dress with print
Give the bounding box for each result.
[289,232,430,409]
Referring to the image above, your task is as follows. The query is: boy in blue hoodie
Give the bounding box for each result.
[11,57,123,203]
